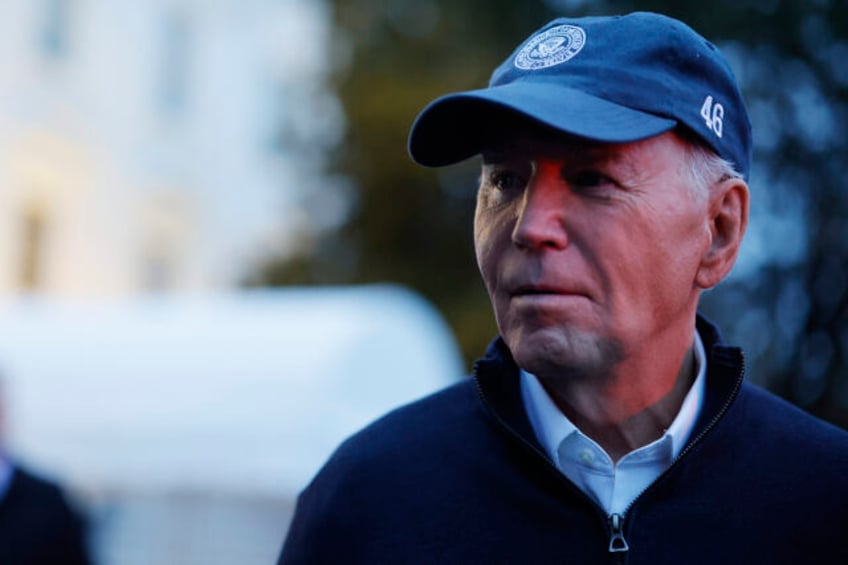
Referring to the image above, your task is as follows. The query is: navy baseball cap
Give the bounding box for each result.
[408,12,752,180]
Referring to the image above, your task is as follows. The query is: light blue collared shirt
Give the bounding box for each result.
[520,331,707,515]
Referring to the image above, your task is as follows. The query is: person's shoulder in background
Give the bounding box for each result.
[0,464,92,565]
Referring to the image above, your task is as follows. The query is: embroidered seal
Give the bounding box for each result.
[514,24,586,70]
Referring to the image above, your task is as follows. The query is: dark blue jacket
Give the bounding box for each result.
[0,466,91,565]
[279,317,848,564]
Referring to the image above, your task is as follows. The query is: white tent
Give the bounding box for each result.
[0,285,465,564]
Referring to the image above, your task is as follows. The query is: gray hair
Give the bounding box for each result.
[683,138,743,202]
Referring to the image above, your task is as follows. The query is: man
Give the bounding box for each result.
[279,12,848,564]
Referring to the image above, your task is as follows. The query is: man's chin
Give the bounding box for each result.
[507,328,623,380]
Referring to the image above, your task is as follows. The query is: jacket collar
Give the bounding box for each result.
[473,314,745,452]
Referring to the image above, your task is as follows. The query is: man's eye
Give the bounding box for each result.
[567,170,614,189]
[489,171,526,192]
[567,170,612,188]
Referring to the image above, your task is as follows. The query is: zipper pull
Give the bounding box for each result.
[608,513,629,553]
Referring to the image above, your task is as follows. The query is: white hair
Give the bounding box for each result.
[684,139,742,202]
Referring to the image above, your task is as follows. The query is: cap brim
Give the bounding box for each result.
[408,82,678,167]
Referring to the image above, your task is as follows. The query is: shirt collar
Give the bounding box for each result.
[520,330,708,464]
[667,331,706,458]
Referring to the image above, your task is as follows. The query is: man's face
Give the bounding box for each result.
[474,129,713,380]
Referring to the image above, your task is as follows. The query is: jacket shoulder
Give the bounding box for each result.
[278,378,490,562]
[3,466,73,514]
[724,382,848,482]
[0,466,91,565]
[739,382,848,445]
[315,377,481,480]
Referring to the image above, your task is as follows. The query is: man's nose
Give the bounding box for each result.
[511,169,569,250]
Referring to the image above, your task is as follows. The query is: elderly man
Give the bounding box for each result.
[279,12,848,564]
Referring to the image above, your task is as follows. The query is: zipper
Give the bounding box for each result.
[608,513,629,552]
[473,346,746,559]
[601,348,746,556]
[471,367,617,559]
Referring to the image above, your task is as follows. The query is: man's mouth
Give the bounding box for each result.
[510,284,585,298]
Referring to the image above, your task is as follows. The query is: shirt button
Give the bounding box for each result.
[579,449,595,464]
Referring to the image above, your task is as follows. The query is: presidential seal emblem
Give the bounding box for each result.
[514,24,586,70]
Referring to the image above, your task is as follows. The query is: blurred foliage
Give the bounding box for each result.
[254,0,848,428]
[255,0,561,367]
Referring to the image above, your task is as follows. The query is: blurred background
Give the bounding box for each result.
[0,0,845,563]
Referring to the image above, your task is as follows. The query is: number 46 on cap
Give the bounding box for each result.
[700,95,724,138]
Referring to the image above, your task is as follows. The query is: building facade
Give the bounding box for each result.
[0,0,341,299]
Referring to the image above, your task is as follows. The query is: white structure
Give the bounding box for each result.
[0,286,464,564]
[0,0,343,299]
[0,4,448,564]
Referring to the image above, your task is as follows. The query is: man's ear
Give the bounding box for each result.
[695,177,750,289]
